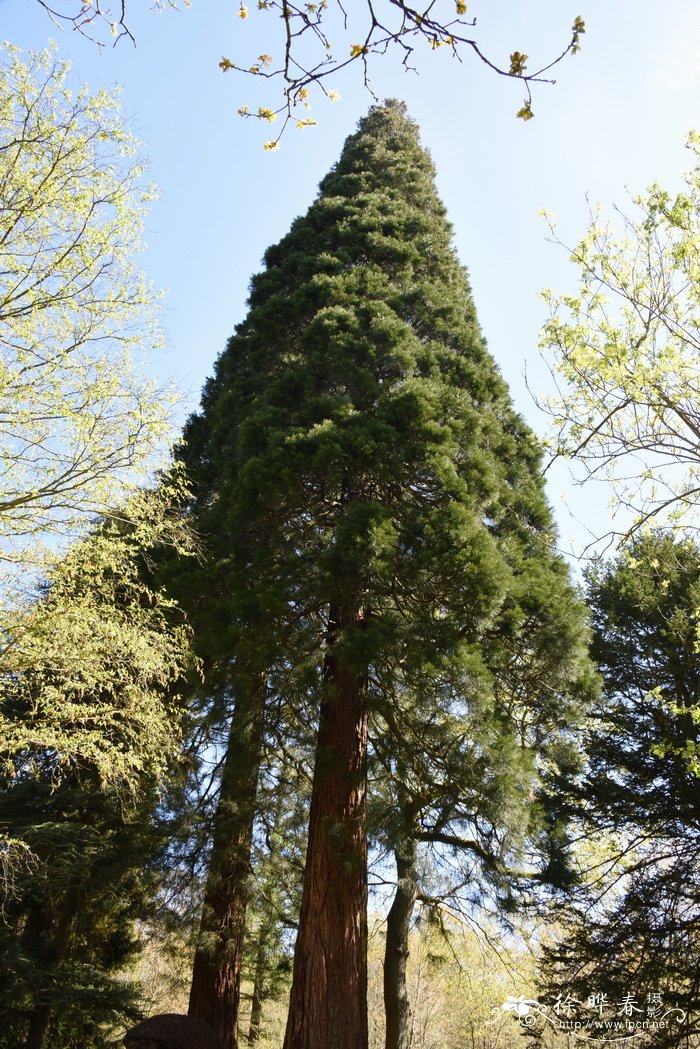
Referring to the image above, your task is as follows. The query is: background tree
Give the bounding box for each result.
[0,480,194,793]
[538,532,700,1046]
[178,100,593,1049]
[0,484,196,1049]
[30,1,585,140]
[0,39,195,880]
[539,132,700,542]
[0,41,172,566]
[240,739,308,1046]
[372,654,589,1049]
[0,779,165,1049]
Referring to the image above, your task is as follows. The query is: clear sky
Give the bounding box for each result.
[3,0,699,561]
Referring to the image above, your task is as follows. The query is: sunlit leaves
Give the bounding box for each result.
[509,51,528,76]
[0,43,174,561]
[539,132,700,535]
[215,1,585,147]
[0,470,196,793]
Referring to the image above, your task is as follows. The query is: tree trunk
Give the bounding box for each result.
[246,938,266,1045]
[384,837,418,1049]
[24,880,83,1049]
[282,605,369,1049]
[188,671,266,1049]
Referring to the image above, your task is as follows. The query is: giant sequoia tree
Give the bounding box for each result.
[178,101,592,1049]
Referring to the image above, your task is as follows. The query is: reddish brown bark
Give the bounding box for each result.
[188,672,266,1049]
[282,606,369,1049]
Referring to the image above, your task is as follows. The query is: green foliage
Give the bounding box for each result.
[540,131,700,538]
[183,99,593,773]
[176,101,595,1046]
[0,776,167,1049]
[0,476,195,796]
[0,476,197,1046]
[0,42,174,566]
[539,532,700,1045]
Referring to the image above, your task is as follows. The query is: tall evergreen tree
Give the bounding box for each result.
[178,101,593,1049]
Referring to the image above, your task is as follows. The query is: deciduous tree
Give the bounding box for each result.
[31,1,585,140]
[539,133,700,541]
[0,480,194,792]
[0,42,195,877]
[0,42,172,567]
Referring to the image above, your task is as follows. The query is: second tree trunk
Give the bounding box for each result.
[283,606,369,1049]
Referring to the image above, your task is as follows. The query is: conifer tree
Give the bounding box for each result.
[0,778,163,1049]
[539,533,700,1045]
[178,101,593,1049]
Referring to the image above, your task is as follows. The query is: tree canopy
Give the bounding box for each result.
[0,44,195,924]
[0,42,172,567]
[539,533,700,1046]
[539,133,700,543]
[176,99,594,1049]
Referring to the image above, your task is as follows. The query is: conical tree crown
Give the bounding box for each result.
[182,99,590,720]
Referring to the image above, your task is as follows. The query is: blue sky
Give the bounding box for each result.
[3,0,700,560]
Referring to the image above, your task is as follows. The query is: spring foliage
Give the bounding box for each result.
[31,0,585,143]
[539,132,700,538]
[0,42,173,561]
[0,479,195,794]
[0,44,194,828]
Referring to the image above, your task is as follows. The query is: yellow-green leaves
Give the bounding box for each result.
[0,43,172,563]
[0,474,196,793]
[214,1,585,147]
[539,132,700,535]
[509,51,528,76]
[571,15,585,54]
